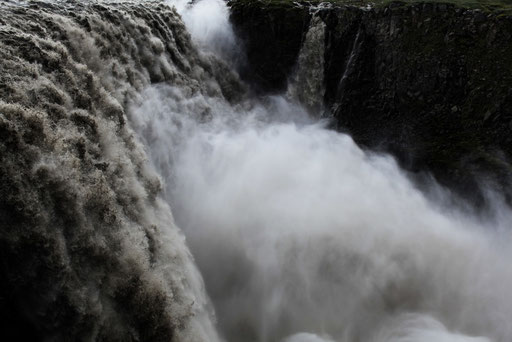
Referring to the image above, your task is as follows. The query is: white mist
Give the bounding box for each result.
[131,83,512,342]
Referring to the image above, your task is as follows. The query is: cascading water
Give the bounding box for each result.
[2,0,512,342]
[334,23,364,110]
[0,1,233,340]
[287,15,326,114]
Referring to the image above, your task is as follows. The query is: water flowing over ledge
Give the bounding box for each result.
[0,1,238,340]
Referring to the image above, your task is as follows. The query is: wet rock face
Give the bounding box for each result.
[0,1,234,341]
[228,1,311,93]
[322,4,512,200]
[229,1,512,202]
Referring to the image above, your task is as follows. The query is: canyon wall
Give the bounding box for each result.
[230,1,512,202]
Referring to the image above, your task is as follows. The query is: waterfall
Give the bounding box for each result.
[287,15,326,114]
[2,1,512,342]
[0,1,233,340]
[335,23,364,109]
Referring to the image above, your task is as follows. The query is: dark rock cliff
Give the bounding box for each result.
[229,0,512,203]
[229,0,311,92]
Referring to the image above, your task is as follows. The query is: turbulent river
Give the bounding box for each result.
[1,0,512,342]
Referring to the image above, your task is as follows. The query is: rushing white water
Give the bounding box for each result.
[0,1,230,339]
[129,1,512,342]
[167,0,240,63]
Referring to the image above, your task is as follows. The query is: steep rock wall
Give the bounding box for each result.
[322,3,512,201]
[229,0,311,92]
[229,1,512,202]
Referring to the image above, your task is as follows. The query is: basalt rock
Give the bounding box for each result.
[229,1,512,203]
[228,0,311,93]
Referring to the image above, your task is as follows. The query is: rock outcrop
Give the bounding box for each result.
[229,0,512,203]
[229,0,311,92]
